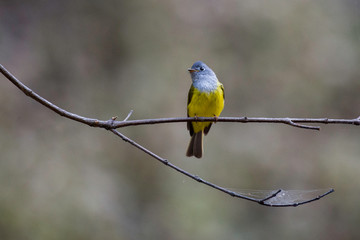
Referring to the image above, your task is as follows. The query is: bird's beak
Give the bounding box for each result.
[188,68,199,73]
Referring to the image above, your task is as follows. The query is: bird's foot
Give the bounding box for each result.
[213,115,218,123]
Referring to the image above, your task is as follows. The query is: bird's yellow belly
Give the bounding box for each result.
[187,87,224,133]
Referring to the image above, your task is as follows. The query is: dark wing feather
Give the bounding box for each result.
[220,83,225,100]
[204,124,212,135]
[187,85,195,136]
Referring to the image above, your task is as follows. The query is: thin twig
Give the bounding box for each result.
[258,189,335,207]
[110,129,334,206]
[123,110,133,121]
[0,64,343,207]
[259,189,282,203]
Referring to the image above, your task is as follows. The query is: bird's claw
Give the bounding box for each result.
[213,115,218,123]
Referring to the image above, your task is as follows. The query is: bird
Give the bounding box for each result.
[186,61,225,158]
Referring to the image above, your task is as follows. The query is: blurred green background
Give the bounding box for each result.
[1,0,360,239]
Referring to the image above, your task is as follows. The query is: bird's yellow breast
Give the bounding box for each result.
[187,84,224,133]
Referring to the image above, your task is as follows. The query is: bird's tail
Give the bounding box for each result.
[186,131,203,158]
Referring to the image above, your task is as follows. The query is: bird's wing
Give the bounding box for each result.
[220,83,225,100]
[187,85,195,136]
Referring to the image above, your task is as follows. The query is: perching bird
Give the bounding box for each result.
[186,61,225,158]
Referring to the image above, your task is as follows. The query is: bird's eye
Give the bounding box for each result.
[200,67,205,71]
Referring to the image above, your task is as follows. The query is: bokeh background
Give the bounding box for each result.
[1,0,360,239]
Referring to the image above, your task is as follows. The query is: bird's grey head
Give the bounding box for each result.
[188,61,217,82]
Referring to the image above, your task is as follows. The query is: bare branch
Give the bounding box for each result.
[110,129,334,207]
[0,64,343,207]
[109,116,360,130]
[2,64,359,130]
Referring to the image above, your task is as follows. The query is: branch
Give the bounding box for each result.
[1,64,341,207]
[108,116,359,130]
[2,65,359,131]
[110,128,334,207]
